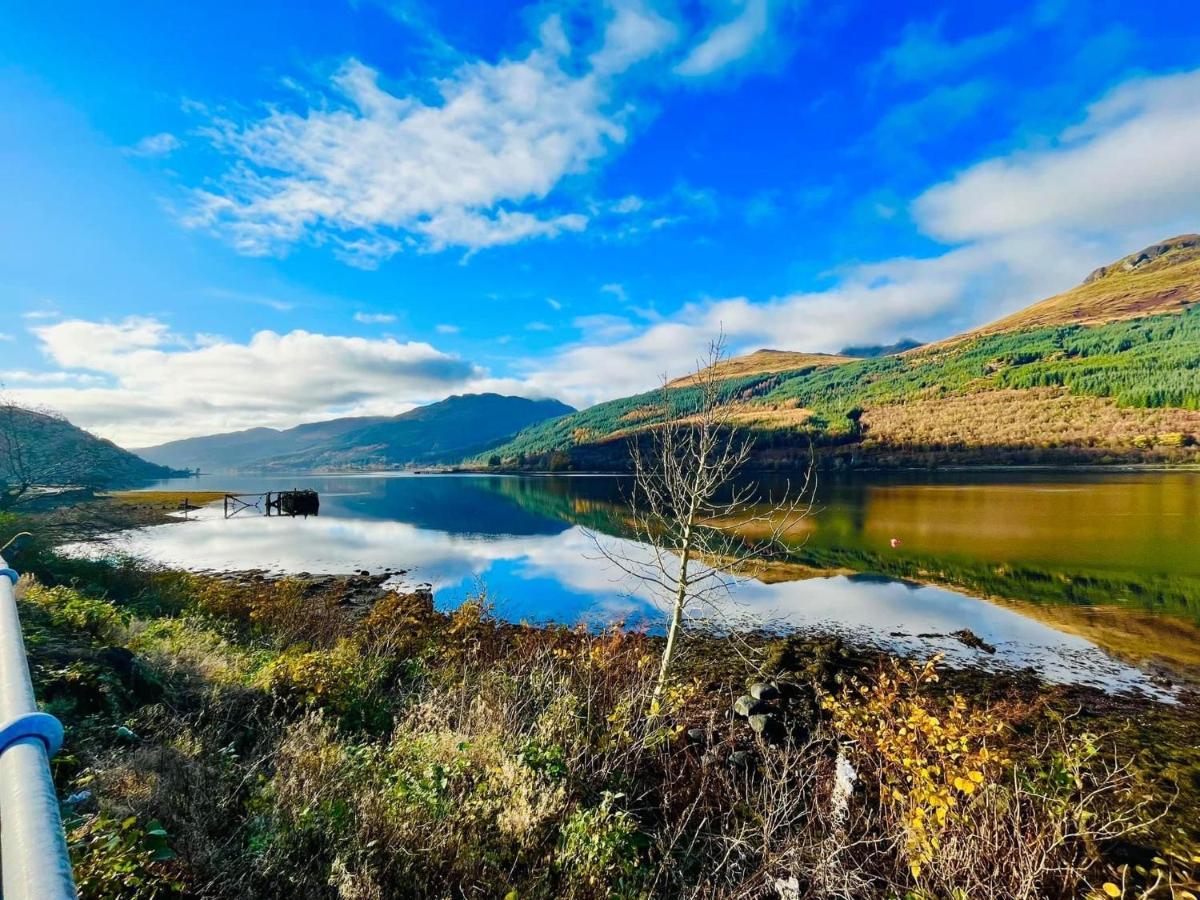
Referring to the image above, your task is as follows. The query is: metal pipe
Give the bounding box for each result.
[0,553,77,899]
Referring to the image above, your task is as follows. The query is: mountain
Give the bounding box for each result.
[138,394,575,472]
[482,235,1200,470]
[967,234,1200,336]
[839,338,923,358]
[1,405,178,497]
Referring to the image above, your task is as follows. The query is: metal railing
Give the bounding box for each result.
[0,550,77,899]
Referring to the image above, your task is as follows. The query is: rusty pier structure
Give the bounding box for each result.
[223,489,320,519]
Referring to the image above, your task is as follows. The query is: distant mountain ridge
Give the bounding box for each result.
[839,338,923,358]
[481,234,1200,470]
[137,393,575,472]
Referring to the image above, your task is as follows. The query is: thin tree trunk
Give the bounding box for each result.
[652,498,696,711]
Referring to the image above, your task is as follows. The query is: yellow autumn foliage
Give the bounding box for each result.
[822,655,1010,879]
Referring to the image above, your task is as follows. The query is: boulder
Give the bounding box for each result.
[749,713,785,743]
[750,681,780,701]
[748,712,774,734]
[733,694,767,717]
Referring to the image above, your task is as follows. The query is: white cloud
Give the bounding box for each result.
[572,313,637,340]
[867,80,995,150]
[415,209,587,252]
[513,67,1200,409]
[525,321,553,332]
[354,312,398,324]
[12,317,485,445]
[185,5,676,261]
[0,333,13,342]
[521,240,1065,405]
[546,297,563,310]
[435,323,460,334]
[674,0,772,78]
[126,132,182,158]
[914,69,1200,242]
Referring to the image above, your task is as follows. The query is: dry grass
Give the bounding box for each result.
[667,350,857,387]
[860,388,1200,454]
[106,490,228,510]
[956,243,1200,339]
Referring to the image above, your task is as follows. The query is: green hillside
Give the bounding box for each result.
[480,239,1200,470]
[1,405,179,506]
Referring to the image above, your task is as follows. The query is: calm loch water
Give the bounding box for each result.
[82,470,1200,698]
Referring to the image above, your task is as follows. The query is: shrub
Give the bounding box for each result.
[258,638,393,731]
[823,655,1008,880]
[23,582,126,641]
[823,658,1168,899]
[556,792,648,897]
[193,577,346,648]
[67,813,182,900]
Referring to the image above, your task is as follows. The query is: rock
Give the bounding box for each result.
[748,712,773,734]
[728,749,753,768]
[750,681,780,701]
[749,713,785,743]
[951,628,996,654]
[686,727,707,745]
[733,694,767,717]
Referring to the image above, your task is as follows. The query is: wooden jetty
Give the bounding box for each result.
[223,489,320,519]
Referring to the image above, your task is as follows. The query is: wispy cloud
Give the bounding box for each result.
[866,79,996,152]
[206,288,295,312]
[674,0,796,78]
[354,312,398,324]
[125,132,182,158]
[435,323,460,334]
[590,0,679,75]
[184,5,684,262]
[871,18,1015,84]
[600,283,628,302]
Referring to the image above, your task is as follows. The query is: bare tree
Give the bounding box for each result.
[593,336,815,708]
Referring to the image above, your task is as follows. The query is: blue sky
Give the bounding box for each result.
[1,0,1198,445]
